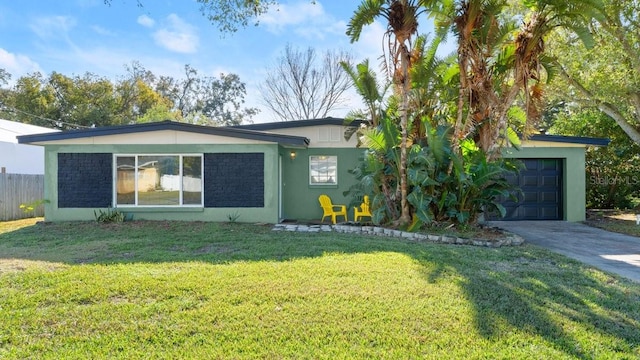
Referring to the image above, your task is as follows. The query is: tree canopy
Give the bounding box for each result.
[550,0,640,145]
[0,64,258,129]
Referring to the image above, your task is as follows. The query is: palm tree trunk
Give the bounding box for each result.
[452,42,468,155]
[398,43,411,226]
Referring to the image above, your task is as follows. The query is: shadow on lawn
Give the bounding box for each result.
[419,246,640,358]
[2,221,640,357]
[0,221,430,264]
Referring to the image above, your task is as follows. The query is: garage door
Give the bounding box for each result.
[495,158,563,220]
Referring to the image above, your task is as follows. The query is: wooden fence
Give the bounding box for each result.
[0,173,45,221]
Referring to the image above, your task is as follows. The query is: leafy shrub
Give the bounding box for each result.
[94,208,128,223]
[19,199,50,213]
[227,211,241,223]
[346,121,520,228]
[550,108,640,209]
[405,126,520,227]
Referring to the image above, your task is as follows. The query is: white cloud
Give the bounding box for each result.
[259,1,324,29]
[0,48,43,80]
[91,25,115,36]
[258,0,344,40]
[27,43,187,83]
[350,20,388,69]
[137,14,155,28]
[152,14,198,54]
[293,19,345,40]
[29,15,76,40]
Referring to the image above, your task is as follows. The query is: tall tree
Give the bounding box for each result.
[0,68,10,86]
[196,0,278,33]
[116,61,174,124]
[4,72,58,128]
[549,107,640,209]
[201,73,259,126]
[154,65,259,126]
[259,45,353,121]
[0,69,13,119]
[48,72,117,127]
[347,0,423,226]
[3,64,257,128]
[340,59,389,127]
[426,0,604,159]
[551,0,640,145]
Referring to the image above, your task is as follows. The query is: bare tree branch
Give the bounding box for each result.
[259,45,353,121]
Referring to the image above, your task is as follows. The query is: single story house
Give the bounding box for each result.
[17,118,608,223]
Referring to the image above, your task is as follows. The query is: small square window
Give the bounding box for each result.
[309,155,337,185]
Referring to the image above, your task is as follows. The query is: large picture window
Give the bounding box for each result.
[115,154,203,206]
[309,155,337,185]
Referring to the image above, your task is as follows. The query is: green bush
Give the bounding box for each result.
[19,199,50,213]
[94,208,128,223]
[346,121,520,228]
[405,126,520,227]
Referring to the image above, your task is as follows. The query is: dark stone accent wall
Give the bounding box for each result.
[58,153,112,208]
[204,153,264,207]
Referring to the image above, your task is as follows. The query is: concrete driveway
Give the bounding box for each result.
[488,221,640,283]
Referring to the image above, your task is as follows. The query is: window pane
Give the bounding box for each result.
[138,156,179,205]
[116,157,136,205]
[182,156,202,205]
[309,155,337,184]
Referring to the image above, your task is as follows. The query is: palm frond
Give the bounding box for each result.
[360,127,387,153]
[538,53,559,82]
[347,0,389,42]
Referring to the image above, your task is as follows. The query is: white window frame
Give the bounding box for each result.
[113,154,204,207]
[309,155,338,185]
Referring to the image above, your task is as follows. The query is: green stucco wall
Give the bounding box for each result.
[280,147,364,222]
[502,146,586,222]
[282,146,587,223]
[42,143,281,223]
[41,142,587,223]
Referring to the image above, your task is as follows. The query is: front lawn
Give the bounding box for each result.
[1,219,639,359]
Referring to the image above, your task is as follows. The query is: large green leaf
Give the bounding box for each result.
[407,190,434,224]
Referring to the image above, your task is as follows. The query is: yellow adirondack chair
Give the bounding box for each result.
[318,194,347,224]
[354,195,372,222]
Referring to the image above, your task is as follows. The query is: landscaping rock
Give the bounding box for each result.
[272,223,524,247]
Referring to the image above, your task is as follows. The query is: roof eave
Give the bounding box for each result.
[231,117,366,131]
[528,134,610,146]
[17,121,310,147]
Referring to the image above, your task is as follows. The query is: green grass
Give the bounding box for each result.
[584,210,640,237]
[1,219,639,359]
[594,221,640,237]
[587,218,640,237]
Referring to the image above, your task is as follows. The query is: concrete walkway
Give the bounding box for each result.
[488,221,640,283]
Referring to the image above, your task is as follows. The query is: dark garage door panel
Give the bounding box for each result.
[497,159,562,220]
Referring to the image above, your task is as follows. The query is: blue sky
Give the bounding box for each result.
[0,1,443,123]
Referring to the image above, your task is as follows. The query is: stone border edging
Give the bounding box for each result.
[272,223,524,247]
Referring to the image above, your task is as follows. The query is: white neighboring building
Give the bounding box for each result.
[0,119,59,174]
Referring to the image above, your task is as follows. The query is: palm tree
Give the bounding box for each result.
[347,0,424,227]
[407,34,451,140]
[425,0,604,159]
[340,59,388,128]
